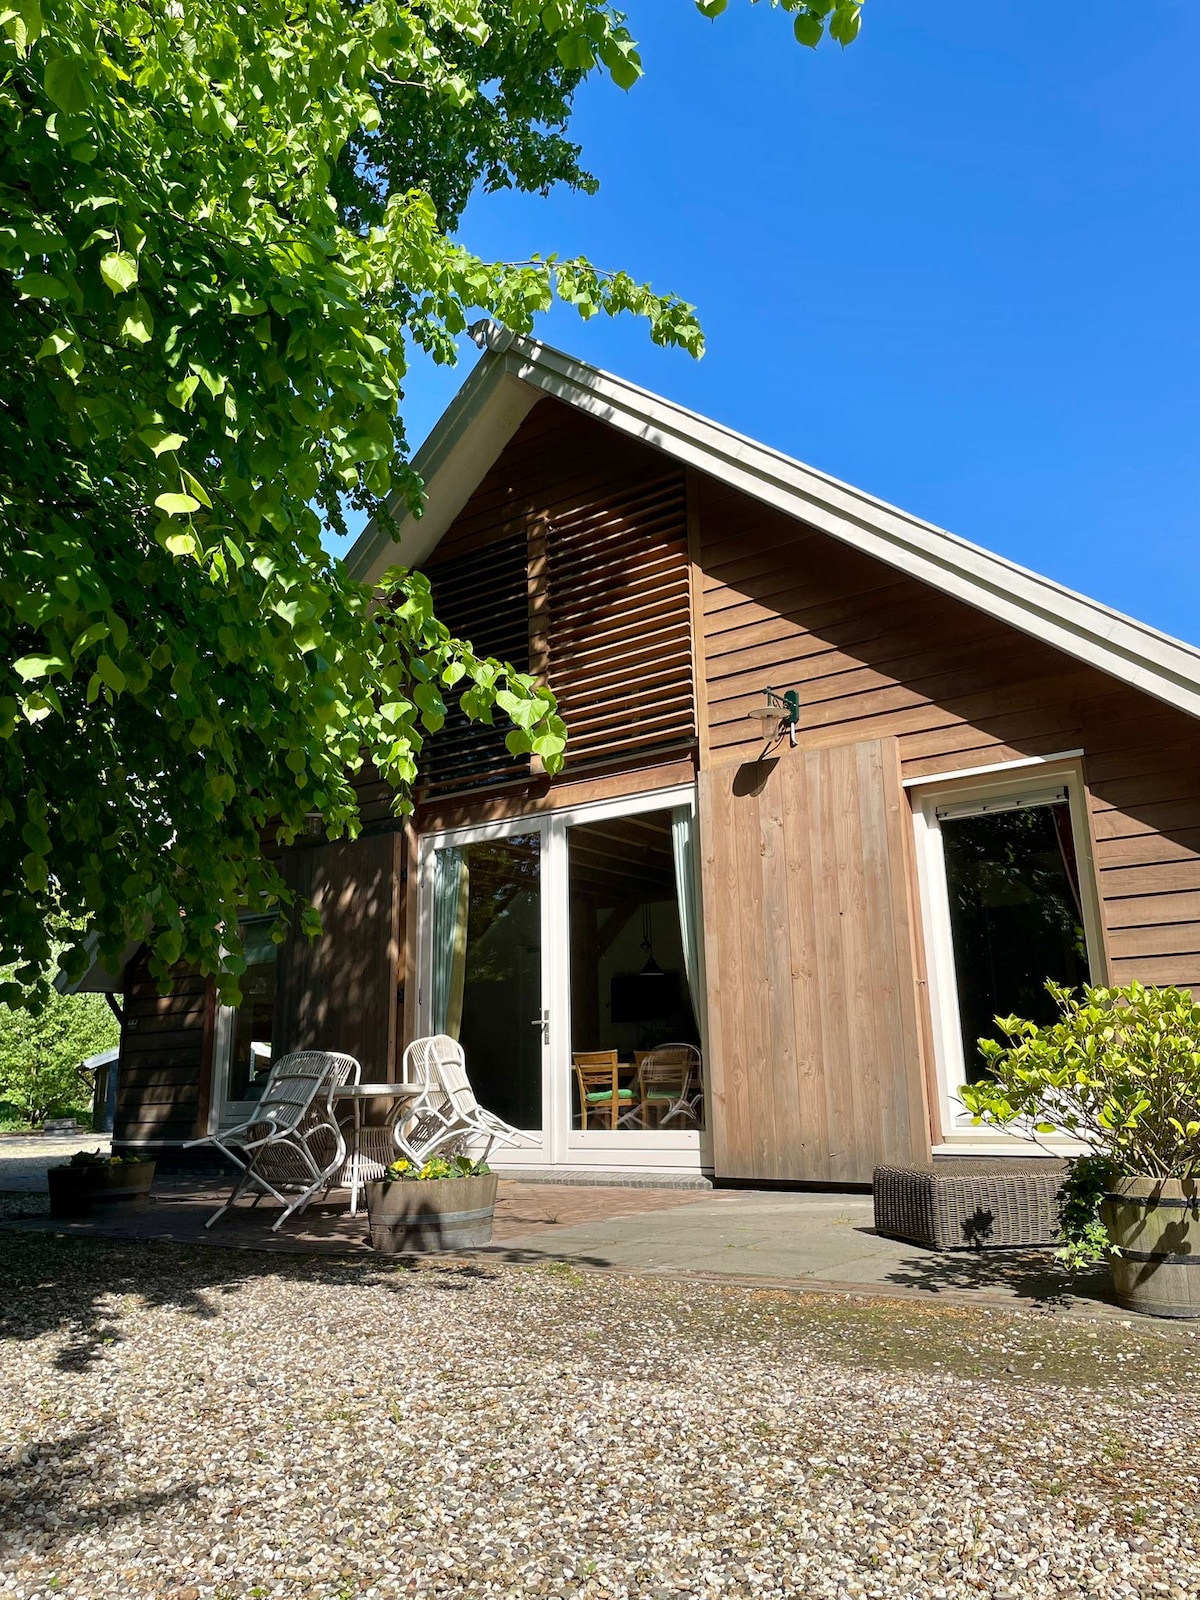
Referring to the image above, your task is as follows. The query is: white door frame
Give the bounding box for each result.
[417,783,709,1174]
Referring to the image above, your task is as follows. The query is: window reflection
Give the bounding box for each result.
[228,919,277,1102]
[567,810,703,1131]
[941,798,1090,1083]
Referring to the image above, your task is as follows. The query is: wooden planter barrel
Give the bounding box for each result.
[1101,1177,1200,1319]
[365,1173,498,1254]
[47,1159,156,1219]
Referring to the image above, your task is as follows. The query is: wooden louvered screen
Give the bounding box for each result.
[420,533,532,795]
[544,466,695,767]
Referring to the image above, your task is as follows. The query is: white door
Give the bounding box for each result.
[418,786,709,1175]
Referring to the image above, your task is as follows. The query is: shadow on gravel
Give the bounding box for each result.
[0,1229,613,1375]
[0,1418,199,1551]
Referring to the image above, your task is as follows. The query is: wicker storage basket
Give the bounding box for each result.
[873,1160,1068,1250]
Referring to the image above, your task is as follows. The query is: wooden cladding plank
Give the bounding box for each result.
[699,737,929,1182]
[116,948,210,1145]
[695,467,1200,1002]
[275,830,402,1079]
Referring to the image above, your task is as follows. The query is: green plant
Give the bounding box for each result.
[0,972,117,1124]
[961,981,1200,1266]
[1054,1155,1118,1270]
[962,981,1200,1177]
[382,1153,490,1184]
[63,1148,142,1167]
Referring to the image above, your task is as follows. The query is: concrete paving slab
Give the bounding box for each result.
[478,1188,1117,1310]
[0,1170,1116,1313]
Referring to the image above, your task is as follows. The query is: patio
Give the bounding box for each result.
[1,1139,1117,1313]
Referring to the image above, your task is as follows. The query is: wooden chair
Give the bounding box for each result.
[621,1044,703,1129]
[572,1049,636,1130]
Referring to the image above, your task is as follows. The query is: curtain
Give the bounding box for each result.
[431,848,470,1037]
[671,808,702,1029]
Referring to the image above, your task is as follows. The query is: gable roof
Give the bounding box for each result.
[348,323,1200,724]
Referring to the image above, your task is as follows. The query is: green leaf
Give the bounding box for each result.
[95,654,125,693]
[99,252,138,294]
[793,13,824,47]
[154,492,200,516]
[13,653,66,682]
[138,427,186,455]
[44,52,92,113]
[16,272,68,301]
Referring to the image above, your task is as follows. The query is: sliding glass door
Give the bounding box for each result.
[418,786,706,1171]
[426,828,546,1139]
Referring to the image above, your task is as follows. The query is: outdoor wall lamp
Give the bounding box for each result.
[748,686,801,748]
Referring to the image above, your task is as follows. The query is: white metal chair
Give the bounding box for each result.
[396,1034,521,1165]
[618,1044,703,1130]
[185,1050,361,1230]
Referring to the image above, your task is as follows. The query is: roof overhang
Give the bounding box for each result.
[54,937,143,995]
[348,323,1200,724]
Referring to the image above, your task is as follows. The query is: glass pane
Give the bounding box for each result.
[434,835,542,1131]
[567,811,703,1132]
[941,800,1090,1083]
[228,921,277,1102]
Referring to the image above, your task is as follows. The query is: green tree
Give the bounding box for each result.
[0,0,861,1006]
[0,976,118,1125]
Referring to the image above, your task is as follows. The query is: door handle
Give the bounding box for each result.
[530,1009,549,1043]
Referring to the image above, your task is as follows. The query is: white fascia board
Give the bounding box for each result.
[350,324,1200,723]
[347,360,537,585]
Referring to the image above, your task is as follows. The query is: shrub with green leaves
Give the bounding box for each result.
[962,981,1200,1268]
[0,0,860,1010]
[961,981,1200,1180]
[0,974,117,1126]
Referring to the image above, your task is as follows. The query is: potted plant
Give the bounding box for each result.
[960,981,1200,1318]
[46,1148,156,1219]
[364,1153,498,1254]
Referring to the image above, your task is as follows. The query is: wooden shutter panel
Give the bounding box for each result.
[545,467,694,767]
[698,736,930,1182]
[421,534,532,795]
[275,831,403,1079]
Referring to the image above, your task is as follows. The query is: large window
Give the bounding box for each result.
[429,835,543,1131]
[914,771,1102,1135]
[567,811,702,1132]
[221,917,278,1111]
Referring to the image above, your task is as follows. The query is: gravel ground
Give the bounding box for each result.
[3,1233,1200,1600]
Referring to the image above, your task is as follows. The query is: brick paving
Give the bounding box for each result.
[0,1173,707,1254]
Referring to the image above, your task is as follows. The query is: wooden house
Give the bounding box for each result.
[102,326,1200,1185]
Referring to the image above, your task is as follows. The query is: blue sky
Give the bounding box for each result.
[336,1,1200,646]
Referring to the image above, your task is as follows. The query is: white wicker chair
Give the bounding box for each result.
[185,1050,361,1230]
[396,1034,521,1165]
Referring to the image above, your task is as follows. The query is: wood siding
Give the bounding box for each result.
[115,953,212,1147]
[699,737,929,1182]
[695,471,1200,989]
[419,399,696,793]
[275,829,404,1079]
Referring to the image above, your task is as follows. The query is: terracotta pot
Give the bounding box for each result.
[364,1172,498,1253]
[47,1159,156,1219]
[1101,1176,1200,1319]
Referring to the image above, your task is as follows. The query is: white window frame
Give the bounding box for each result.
[212,915,281,1132]
[416,783,708,1174]
[910,758,1105,1153]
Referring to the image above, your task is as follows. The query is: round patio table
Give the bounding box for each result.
[331,1082,422,1215]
